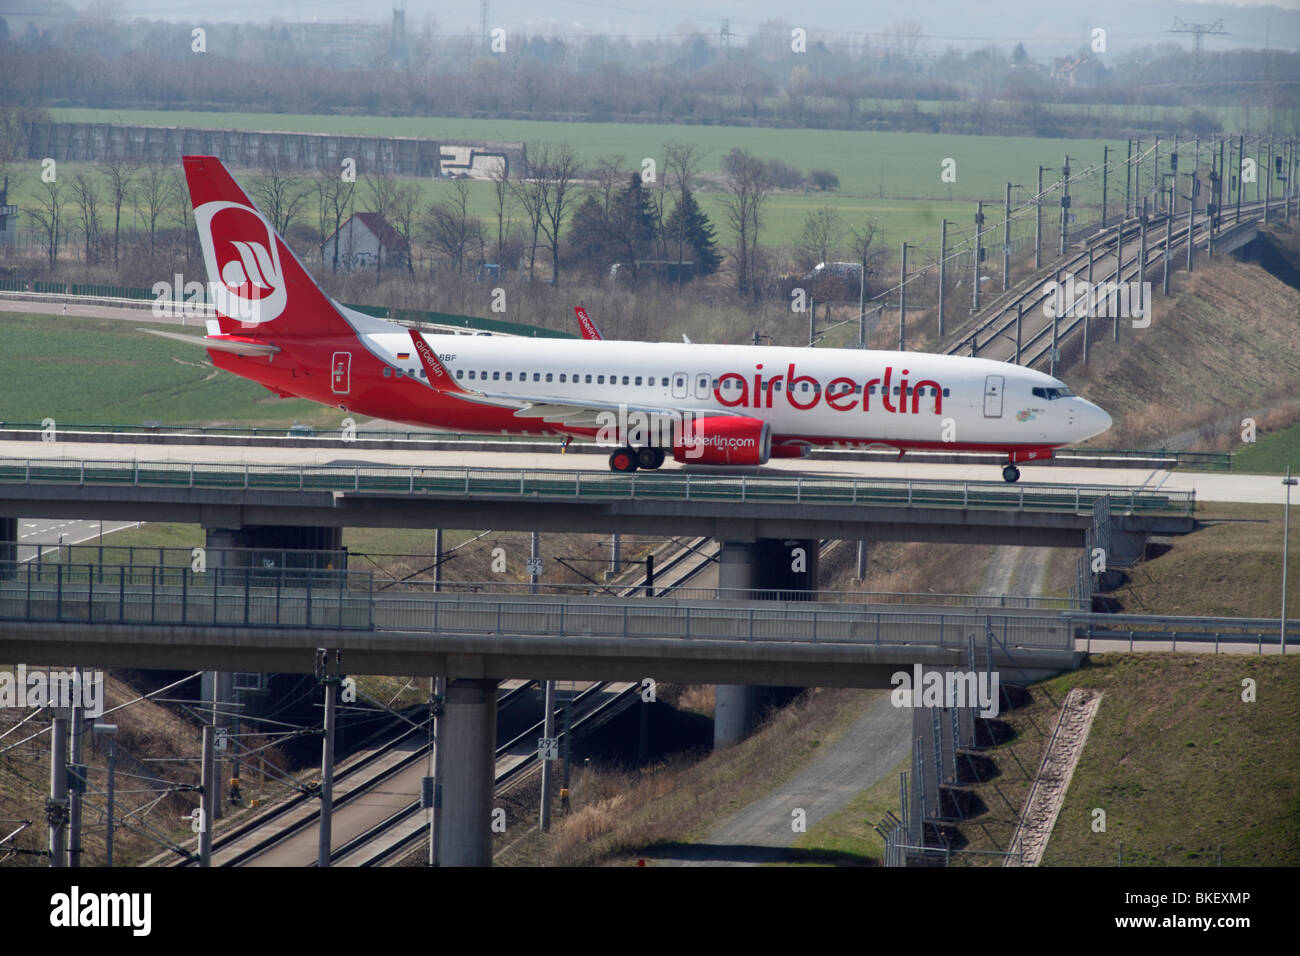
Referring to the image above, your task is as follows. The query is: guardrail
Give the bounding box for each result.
[383,579,1085,610]
[0,420,1237,471]
[0,457,1195,516]
[0,561,1070,647]
[0,562,373,629]
[1067,611,1296,649]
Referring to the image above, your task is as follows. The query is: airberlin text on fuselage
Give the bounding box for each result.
[714,363,943,414]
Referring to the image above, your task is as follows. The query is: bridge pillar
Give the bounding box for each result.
[439,678,498,866]
[713,539,819,749]
[0,517,15,579]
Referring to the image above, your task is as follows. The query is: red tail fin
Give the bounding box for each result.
[183,155,352,338]
[574,306,603,340]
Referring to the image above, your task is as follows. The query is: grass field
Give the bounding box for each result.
[49,107,1127,202]
[1109,502,1298,620]
[0,311,346,428]
[1233,420,1300,475]
[1043,654,1300,866]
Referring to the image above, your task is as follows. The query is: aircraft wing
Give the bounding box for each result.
[137,328,281,356]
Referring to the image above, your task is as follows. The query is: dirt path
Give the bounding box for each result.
[658,691,909,866]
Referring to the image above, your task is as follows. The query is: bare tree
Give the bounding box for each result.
[489,163,513,267]
[589,154,628,217]
[69,172,103,267]
[138,161,170,261]
[363,173,401,278]
[719,147,773,295]
[28,177,65,272]
[315,166,355,274]
[659,140,706,262]
[391,181,420,276]
[798,206,844,270]
[509,151,548,281]
[247,156,311,238]
[536,143,581,284]
[169,169,195,269]
[101,157,139,270]
[424,179,484,275]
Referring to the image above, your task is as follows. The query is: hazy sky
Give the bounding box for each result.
[18,1,1300,52]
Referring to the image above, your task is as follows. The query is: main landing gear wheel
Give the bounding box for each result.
[609,447,638,473]
[1002,464,1021,483]
[637,447,666,470]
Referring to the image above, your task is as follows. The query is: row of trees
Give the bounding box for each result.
[4,141,885,303]
[5,17,1297,137]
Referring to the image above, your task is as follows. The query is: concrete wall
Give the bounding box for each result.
[22,122,527,180]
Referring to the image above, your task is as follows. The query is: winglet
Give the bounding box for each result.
[574,306,603,340]
[409,328,471,393]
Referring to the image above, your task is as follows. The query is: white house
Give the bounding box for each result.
[320,212,410,273]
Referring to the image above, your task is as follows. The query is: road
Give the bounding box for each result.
[13,517,142,562]
[0,439,1283,504]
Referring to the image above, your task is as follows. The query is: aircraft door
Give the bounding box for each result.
[331,352,351,394]
[983,375,1004,417]
[694,373,711,400]
[672,372,688,400]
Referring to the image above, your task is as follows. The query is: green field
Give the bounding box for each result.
[1234,420,1300,475]
[49,107,1125,203]
[0,312,347,427]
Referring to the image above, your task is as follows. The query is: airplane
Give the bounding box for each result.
[145,155,1112,482]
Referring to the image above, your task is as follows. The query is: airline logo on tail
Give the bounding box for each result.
[195,200,287,325]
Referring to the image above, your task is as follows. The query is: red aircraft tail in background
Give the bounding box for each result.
[574,306,603,340]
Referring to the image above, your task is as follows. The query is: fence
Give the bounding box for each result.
[0,456,1197,517]
[0,562,373,630]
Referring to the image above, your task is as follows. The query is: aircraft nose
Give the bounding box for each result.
[1081,401,1112,439]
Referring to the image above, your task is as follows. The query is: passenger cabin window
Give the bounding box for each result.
[468,370,475,380]
[559,374,566,383]
[546,373,553,382]
[597,375,605,384]
[383,367,391,377]
[622,375,630,385]
[455,369,463,379]
[634,376,642,386]
[505,372,512,381]
[493,371,500,381]
[533,373,541,382]
[585,374,593,383]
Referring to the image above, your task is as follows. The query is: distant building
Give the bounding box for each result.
[320,212,409,273]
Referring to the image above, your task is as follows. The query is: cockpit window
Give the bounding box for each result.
[1032,386,1074,400]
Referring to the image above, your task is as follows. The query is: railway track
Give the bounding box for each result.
[148,535,719,866]
[944,197,1283,370]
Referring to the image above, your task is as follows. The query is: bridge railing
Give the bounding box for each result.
[0,457,1196,516]
[378,579,1086,610]
[0,561,373,630]
[1066,611,1296,649]
[374,595,1074,649]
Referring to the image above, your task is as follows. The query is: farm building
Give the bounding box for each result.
[320,212,409,273]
